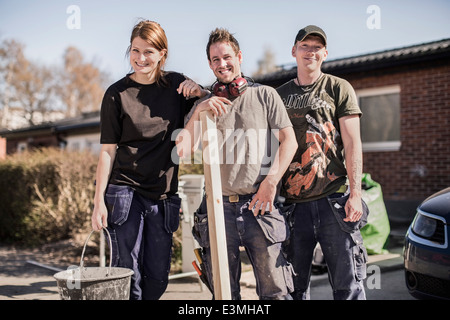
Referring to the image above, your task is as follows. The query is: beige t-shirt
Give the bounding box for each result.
[187,83,292,195]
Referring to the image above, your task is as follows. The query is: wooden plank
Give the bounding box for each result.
[200,110,231,300]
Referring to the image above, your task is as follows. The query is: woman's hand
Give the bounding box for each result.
[177,79,208,98]
[196,96,231,117]
[92,201,108,231]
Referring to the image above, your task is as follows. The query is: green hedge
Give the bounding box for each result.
[0,148,97,246]
[0,147,203,273]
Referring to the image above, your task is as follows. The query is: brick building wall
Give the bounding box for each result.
[5,135,60,154]
[344,62,450,202]
[0,137,5,160]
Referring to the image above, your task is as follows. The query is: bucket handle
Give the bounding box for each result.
[79,227,113,275]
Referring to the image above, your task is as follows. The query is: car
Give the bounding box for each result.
[404,187,450,300]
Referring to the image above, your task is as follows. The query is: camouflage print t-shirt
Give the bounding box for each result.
[276,73,361,202]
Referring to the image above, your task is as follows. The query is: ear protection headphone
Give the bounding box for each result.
[212,76,248,99]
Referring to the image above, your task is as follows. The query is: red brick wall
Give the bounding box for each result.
[343,62,450,201]
[6,135,59,154]
[0,137,6,160]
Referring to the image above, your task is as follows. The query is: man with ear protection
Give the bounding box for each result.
[276,25,368,300]
[176,28,297,300]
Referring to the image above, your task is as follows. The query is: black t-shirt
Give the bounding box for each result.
[100,72,195,200]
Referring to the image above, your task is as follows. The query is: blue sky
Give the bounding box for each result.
[1,0,449,86]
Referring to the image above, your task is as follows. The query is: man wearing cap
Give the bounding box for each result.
[276,25,369,300]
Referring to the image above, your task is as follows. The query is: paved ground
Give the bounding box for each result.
[0,237,405,301]
[0,244,258,300]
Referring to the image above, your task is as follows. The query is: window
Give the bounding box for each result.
[356,85,401,152]
[17,142,27,153]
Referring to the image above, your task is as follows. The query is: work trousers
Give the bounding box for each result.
[104,184,180,300]
[193,195,294,300]
[287,193,368,300]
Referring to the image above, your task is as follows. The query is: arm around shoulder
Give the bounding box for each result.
[175,96,231,159]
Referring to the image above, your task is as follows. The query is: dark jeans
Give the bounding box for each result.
[193,195,294,300]
[104,184,180,300]
[287,193,368,300]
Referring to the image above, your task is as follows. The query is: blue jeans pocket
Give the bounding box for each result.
[327,194,369,233]
[163,195,181,233]
[105,184,134,226]
[255,209,290,244]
